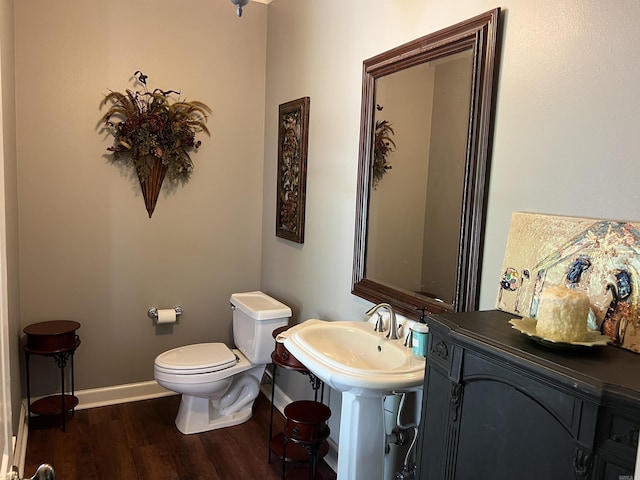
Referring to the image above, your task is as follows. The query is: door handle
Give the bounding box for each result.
[8,464,55,480]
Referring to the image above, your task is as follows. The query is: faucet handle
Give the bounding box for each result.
[404,328,413,347]
[374,313,386,332]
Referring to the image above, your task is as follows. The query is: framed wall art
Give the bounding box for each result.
[497,211,640,353]
[276,97,310,243]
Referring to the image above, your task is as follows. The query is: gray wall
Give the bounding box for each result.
[14,0,269,396]
[0,0,22,430]
[261,0,640,450]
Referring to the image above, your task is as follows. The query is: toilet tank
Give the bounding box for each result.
[230,291,291,364]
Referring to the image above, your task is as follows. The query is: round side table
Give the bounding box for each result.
[282,400,331,480]
[269,327,328,468]
[23,320,81,431]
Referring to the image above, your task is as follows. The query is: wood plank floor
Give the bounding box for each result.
[25,393,337,480]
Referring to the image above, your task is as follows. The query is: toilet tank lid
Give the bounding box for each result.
[230,291,292,320]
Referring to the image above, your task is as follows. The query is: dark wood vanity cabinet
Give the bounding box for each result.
[416,310,639,480]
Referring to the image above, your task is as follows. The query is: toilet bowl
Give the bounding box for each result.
[154,291,291,434]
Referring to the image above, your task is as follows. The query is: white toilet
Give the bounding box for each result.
[154,291,291,434]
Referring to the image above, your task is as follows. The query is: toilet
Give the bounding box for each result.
[154,291,291,434]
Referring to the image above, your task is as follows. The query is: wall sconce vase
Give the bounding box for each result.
[138,157,168,218]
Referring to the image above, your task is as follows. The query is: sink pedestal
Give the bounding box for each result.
[337,392,385,480]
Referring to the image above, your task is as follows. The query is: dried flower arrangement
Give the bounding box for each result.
[372,105,395,190]
[100,71,211,216]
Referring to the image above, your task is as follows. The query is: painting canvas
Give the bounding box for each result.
[496,212,640,353]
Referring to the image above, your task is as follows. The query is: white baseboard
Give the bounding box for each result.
[72,380,176,410]
[13,402,28,478]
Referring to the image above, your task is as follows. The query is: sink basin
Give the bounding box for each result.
[281,319,425,393]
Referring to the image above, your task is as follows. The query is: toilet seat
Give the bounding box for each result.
[154,343,238,375]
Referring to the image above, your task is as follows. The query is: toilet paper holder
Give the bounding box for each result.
[147,305,184,320]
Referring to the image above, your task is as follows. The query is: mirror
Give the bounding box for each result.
[352,9,501,318]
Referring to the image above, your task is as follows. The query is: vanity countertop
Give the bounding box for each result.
[429,309,640,400]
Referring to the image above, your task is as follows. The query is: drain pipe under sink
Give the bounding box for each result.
[385,391,421,479]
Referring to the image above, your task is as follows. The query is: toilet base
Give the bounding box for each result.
[173,365,264,434]
[175,393,254,434]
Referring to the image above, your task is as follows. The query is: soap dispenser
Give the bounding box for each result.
[411,307,429,358]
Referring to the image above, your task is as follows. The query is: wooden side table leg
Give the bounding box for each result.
[310,443,319,480]
[54,351,71,432]
[269,364,277,464]
[25,352,31,425]
[71,351,76,416]
[281,436,287,480]
[59,354,66,432]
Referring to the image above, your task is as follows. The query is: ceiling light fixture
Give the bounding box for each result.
[230,0,249,17]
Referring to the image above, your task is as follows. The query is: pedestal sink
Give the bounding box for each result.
[280,319,425,480]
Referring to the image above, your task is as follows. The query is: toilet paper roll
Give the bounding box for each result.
[157,309,177,324]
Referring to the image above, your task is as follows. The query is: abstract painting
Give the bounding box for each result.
[496,212,640,353]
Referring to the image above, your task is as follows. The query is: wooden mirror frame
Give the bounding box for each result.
[352,8,501,319]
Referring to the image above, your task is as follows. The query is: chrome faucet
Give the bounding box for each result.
[365,303,400,340]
